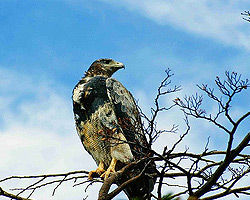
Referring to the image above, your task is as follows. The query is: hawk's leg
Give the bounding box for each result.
[88,161,105,180]
[100,157,117,180]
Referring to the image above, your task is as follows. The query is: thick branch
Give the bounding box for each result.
[201,185,250,200]
[98,159,151,200]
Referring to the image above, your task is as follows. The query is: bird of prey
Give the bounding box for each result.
[72,58,156,199]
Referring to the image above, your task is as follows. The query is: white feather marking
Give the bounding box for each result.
[73,84,85,103]
[111,132,134,164]
[73,77,92,104]
[75,114,80,120]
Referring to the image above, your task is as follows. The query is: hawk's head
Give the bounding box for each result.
[85,59,125,77]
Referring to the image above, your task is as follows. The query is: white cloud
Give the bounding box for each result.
[100,0,250,50]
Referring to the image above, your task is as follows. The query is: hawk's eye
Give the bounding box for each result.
[103,60,111,64]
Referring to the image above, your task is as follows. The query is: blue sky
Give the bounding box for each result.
[1,1,250,200]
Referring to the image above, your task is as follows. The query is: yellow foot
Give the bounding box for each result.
[100,158,117,180]
[88,161,105,180]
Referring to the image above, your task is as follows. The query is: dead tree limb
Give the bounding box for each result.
[241,11,250,22]
[0,187,33,200]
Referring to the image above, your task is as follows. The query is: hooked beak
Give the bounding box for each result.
[114,61,125,69]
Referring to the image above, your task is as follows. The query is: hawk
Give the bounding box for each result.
[72,59,156,199]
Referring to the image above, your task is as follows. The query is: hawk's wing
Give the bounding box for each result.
[106,78,149,159]
[106,78,156,198]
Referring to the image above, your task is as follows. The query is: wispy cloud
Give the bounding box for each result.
[100,0,250,50]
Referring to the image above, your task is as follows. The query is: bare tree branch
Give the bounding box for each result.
[0,187,33,200]
[241,11,250,22]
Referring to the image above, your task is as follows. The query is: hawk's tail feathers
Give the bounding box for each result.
[116,161,157,200]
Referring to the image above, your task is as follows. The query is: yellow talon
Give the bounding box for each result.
[100,158,117,180]
[88,161,105,180]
